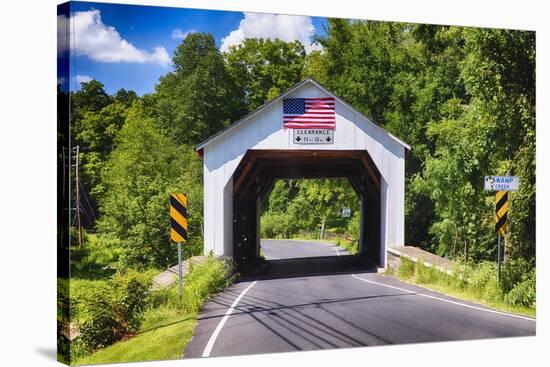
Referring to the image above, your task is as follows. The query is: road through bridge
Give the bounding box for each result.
[184,240,535,358]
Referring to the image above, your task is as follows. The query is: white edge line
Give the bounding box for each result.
[333,246,341,257]
[202,281,258,357]
[351,274,535,322]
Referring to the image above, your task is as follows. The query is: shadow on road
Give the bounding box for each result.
[239,254,377,280]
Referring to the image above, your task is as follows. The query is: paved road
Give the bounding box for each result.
[261,239,349,260]
[184,242,535,359]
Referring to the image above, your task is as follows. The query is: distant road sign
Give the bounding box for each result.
[484,176,520,192]
[170,193,188,243]
[342,207,351,218]
[495,191,508,236]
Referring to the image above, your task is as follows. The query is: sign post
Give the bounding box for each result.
[170,193,188,302]
[495,191,509,282]
[178,241,182,301]
[484,177,518,283]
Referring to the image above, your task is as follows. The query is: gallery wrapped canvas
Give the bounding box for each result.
[58,1,536,365]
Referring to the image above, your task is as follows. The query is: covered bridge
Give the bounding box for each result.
[196,78,410,268]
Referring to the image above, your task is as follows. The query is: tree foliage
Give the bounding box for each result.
[68,21,535,276]
[97,103,203,268]
[225,38,306,110]
[149,32,245,146]
[261,179,359,239]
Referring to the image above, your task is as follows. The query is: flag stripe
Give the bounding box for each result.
[284,123,335,126]
[284,124,336,129]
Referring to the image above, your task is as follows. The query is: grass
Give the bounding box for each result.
[336,237,359,255]
[388,257,536,317]
[73,256,233,365]
[73,315,197,364]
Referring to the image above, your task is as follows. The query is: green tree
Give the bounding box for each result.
[414,28,535,263]
[317,19,408,125]
[76,101,132,199]
[317,20,443,248]
[302,50,326,83]
[459,29,535,263]
[150,32,245,145]
[72,79,112,124]
[261,179,358,239]
[113,88,138,107]
[225,38,306,110]
[98,103,203,268]
[412,98,496,260]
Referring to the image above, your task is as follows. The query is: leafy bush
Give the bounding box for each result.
[71,255,232,362]
[502,258,536,308]
[504,275,535,308]
[260,213,297,238]
[57,279,71,363]
[77,270,153,350]
[347,210,360,241]
[501,258,534,293]
[71,234,122,279]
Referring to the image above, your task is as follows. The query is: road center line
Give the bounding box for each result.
[351,274,535,322]
[202,281,257,357]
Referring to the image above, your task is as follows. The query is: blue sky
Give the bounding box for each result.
[59,1,328,96]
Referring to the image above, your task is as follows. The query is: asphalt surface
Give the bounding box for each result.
[261,239,349,259]
[184,240,535,358]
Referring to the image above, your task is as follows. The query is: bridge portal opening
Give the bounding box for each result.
[259,177,359,261]
[232,150,381,269]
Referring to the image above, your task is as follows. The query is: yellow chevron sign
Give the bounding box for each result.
[170,193,188,243]
[495,191,508,236]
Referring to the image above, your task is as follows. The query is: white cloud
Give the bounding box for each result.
[57,14,70,55]
[172,28,197,40]
[75,74,93,85]
[69,9,169,65]
[220,13,322,54]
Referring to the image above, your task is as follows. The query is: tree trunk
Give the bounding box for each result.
[320,216,326,240]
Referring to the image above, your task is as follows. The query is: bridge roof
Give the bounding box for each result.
[196,78,410,154]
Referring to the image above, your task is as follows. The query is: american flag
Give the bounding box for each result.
[283,97,335,129]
